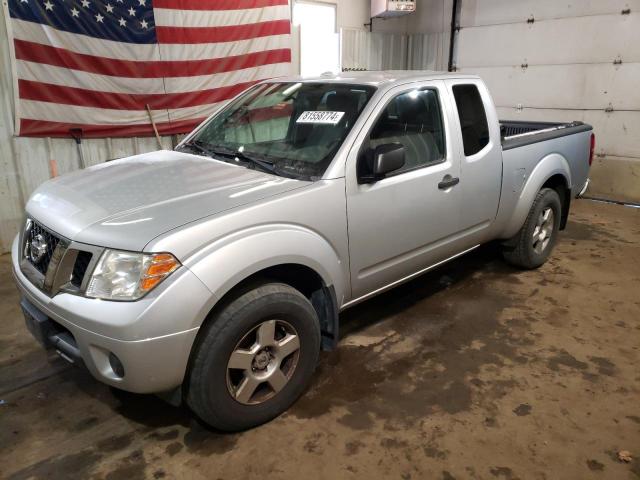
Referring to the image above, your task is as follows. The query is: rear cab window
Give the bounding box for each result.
[452,84,490,156]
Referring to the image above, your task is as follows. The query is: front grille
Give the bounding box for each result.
[21,219,101,296]
[71,251,93,288]
[24,220,61,275]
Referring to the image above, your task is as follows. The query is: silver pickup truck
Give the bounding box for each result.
[12,71,593,431]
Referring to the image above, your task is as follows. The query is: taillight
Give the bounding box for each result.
[589,133,595,166]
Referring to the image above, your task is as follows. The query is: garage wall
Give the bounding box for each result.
[455,0,640,203]
[0,1,22,254]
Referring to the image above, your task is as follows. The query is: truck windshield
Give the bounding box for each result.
[179,82,376,180]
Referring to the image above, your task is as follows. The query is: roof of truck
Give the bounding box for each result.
[269,70,481,86]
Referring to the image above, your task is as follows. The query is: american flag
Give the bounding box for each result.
[7,0,292,138]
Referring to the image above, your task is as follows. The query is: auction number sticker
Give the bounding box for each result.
[296,111,345,125]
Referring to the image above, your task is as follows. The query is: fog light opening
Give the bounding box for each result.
[109,352,125,378]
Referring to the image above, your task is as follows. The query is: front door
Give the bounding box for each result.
[345,81,464,300]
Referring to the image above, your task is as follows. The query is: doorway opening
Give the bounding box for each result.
[293,1,340,76]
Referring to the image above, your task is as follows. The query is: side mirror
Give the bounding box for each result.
[373,143,405,177]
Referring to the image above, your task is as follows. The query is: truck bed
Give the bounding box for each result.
[500,120,592,150]
[498,120,592,216]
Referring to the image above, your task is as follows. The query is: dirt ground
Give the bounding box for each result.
[0,199,638,480]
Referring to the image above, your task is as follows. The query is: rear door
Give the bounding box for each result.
[446,80,503,235]
[345,80,464,300]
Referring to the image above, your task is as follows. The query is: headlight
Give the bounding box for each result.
[86,250,180,301]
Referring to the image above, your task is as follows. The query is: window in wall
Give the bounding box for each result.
[452,84,490,156]
[362,89,446,176]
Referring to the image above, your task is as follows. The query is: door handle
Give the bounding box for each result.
[438,175,460,190]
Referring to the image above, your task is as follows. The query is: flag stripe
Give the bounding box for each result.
[20,99,170,125]
[156,19,290,44]
[18,59,289,95]
[12,19,291,63]
[20,118,204,138]
[15,39,291,79]
[163,62,290,94]
[20,99,234,126]
[154,4,289,27]
[158,35,291,60]
[17,59,164,94]
[19,78,259,110]
[153,0,289,11]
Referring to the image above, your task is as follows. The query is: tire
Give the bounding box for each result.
[185,283,321,431]
[502,188,562,269]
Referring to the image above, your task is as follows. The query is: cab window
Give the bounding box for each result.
[452,84,490,156]
[362,88,446,178]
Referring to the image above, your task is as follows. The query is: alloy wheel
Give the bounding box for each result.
[226,320,301,405]
[532,207,554,255]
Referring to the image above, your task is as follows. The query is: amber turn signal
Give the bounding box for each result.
[140,253,180,292]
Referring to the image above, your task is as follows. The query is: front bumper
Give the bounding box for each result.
[11,236,216,393]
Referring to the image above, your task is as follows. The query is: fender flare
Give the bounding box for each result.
[184,223,347,320]
[501,153,572,239]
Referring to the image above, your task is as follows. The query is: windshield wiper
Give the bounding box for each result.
[235,152,278,175]
[180,139,215,156]
[207,146,278,175]
[180,140,281,176]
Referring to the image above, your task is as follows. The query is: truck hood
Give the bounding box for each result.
[26,150,309,251]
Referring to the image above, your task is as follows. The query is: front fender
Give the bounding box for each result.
[184,224,347,311]
[502,153,571,239]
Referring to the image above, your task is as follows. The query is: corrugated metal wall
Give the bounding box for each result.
[341,29,409,70]
[341,30,448,71]
[0,4,174,254]
[455,0,640,203]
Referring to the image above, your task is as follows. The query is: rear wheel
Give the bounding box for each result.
[502,188,562,269]
[185,283,321,431]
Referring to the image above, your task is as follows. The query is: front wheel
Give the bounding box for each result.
[502,188,562,269]
[185,283,321,431]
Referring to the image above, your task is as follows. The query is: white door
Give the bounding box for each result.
[293,1,340,76]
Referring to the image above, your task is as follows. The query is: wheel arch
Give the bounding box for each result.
[204,263,340,351]
[540,174,571,230]
[501,153,572,239]
[185,225,346,352]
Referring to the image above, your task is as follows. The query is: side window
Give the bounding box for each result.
[452,84,490,156]
[365,89,446,175]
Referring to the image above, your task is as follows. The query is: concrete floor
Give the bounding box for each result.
[0,199,638,480]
